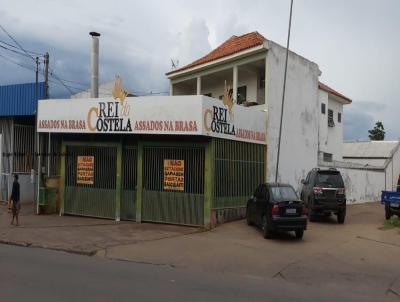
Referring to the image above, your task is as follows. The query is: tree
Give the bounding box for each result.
[368,121,385,140]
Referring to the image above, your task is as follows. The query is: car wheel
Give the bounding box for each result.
[295,230,304,240]
[385,206,392,220]
[261,215,273,239]
[337,211,346,224]
[246,207,252,226]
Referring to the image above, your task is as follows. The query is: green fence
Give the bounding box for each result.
[64,145,117,219]
[213,138,265,209]
[121,146,137,220]
[141,145,205,226]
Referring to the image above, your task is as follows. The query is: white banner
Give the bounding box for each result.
[37,95,267,144]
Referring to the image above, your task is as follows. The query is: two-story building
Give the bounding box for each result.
[166,31,351,190]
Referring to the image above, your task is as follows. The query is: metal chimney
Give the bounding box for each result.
[89,31,100,98]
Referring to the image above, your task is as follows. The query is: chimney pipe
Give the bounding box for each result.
[89,31,100,98]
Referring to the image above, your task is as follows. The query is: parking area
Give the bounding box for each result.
[1,201,399,300]
[105,202,400,301]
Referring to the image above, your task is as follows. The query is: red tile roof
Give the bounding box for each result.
[166,31,266,76]
[318,81,352,103]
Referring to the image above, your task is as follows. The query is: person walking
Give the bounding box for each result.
[10,174,20,226]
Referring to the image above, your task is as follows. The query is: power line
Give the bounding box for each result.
[0,44,37,59]
[0,39,43,56]
[0,53,38,73]
[49,73,74,94]
[0,24,36,62]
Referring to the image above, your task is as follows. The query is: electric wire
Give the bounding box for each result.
[0,24,37,62]
[0,39,43,56]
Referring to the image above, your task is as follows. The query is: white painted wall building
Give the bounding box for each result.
[319,141,400,203]
[318,82,352,162]
[166,32,350,192]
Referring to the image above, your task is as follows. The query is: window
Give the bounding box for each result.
[305,172,311,183]
[228,86,247,104]
[260,185,268,199]
[338,112,342,123]
[271,186,298,201]
[204,93,212,97]
[321,103,326,114]
[237,86,247,104]
[323,152,333,162]
[328,109,335,127]
[316,171,344,187]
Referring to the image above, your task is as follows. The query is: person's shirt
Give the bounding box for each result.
[11,180,20,202]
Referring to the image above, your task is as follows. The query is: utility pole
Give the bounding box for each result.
[34,56,39,214]
[44,52,49,99]
[44,52,51,177]
[275,0,294,183]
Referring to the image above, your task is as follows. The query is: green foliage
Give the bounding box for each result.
[368,121,385,140]
[384,217,400,228]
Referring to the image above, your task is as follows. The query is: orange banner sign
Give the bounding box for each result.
[163,159,184,191]
[77,156,94,185]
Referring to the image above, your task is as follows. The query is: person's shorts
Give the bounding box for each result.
[12,202,21,215]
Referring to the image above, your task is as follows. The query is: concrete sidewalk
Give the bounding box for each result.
[0,203,199,255]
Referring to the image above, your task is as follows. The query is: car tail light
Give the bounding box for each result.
[301,206,308,215]
[337,188,345,195]
[271,204,279,215]
[313,187,322,194]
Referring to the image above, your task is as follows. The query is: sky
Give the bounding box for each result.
[0,0,399,140]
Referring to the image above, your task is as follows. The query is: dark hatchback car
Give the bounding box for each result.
[300,168,346,223]
[246,183,308,239]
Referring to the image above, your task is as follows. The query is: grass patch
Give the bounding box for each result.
[383,217,400,229]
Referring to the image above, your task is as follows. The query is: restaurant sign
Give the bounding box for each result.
[37,95,267,145]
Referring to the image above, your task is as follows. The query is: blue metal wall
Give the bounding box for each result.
[0,82,45,116]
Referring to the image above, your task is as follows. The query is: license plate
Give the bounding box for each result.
[286,208,296,214]
[391,202,399,208]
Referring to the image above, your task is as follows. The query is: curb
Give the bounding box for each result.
[0,239,97,256]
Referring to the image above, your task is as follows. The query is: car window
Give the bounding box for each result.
[271,186,298,201]
[316,172,344,187]
[260,185,268,199]
[305,172,311,183]
[254,185,263,198]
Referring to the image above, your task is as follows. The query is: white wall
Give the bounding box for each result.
[327,98,344,160]
[337,167,385,203]
[318,92,344,161]
[318,90,328,154]
[266,41,320,191]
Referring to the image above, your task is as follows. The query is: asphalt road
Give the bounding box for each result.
[0,244,380,302]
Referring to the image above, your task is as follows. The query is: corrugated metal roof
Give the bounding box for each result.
[0,82,45,116]
[343,141,400,158]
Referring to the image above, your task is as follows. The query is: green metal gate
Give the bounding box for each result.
[64,145,117,219]
[121,146,137,220]
[142,145,205,226]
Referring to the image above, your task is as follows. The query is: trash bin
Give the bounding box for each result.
[39,187,48,206]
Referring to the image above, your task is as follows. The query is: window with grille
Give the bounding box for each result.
[323,152,333,162]
[328,109,335,127]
